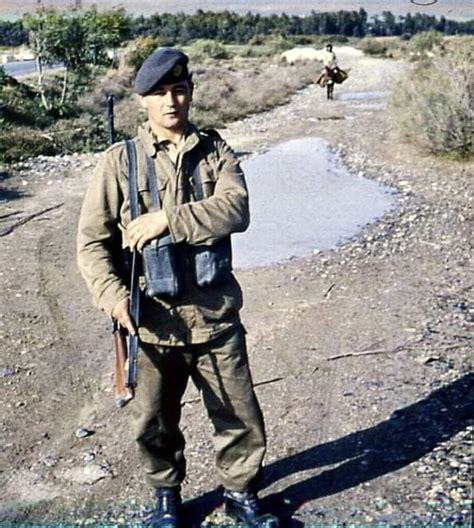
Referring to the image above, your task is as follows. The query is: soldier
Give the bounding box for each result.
[77,48,267,527]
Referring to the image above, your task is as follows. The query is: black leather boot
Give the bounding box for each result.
[224,489,260,524]
[150,487,181,528]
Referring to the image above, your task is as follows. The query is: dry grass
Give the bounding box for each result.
[389,42,473,158]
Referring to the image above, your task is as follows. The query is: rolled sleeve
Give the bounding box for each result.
[166,140,250,245]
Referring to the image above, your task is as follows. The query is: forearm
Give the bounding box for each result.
[167,143,250,245]
[167,190,249,245]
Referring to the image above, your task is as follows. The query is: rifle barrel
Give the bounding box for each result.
[107,95,115,146]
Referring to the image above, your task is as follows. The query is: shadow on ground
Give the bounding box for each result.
[185,373,473,526]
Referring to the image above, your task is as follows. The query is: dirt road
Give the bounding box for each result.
[1,48,472,526]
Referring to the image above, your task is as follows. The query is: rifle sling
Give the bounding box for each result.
[125,139,140,388]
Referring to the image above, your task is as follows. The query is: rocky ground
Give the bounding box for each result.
[0,48,472,526]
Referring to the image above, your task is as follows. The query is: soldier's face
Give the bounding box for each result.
[140,80,193,133]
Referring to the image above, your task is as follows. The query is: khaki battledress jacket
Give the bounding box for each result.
[77,122,249,346]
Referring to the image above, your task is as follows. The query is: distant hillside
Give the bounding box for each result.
[1,0,473,19]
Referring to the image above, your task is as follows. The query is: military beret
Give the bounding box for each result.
[134,48,190,95]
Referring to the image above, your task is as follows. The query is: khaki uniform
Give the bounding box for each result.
[77,122,266,491]
[78,122,248,346]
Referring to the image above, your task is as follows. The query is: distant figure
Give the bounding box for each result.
[317,43,348,100]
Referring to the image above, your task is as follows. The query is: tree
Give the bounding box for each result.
[23,7,128,110]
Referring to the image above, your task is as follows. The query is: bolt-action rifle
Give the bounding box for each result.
[112,249,140,408]
[111,246,140,408]
[109,96,140,408]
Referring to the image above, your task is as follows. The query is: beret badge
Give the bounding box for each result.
[173,64,183,77]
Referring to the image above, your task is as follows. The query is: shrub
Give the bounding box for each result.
[0,65,8,87]
[0,77,55,128]
[359,37,404,58]
[187,39,230,62]
[389,50,473,158]
[0,110,109,163]
[0,127,58,162]
[408,31,444,56]
[123,35,165,71]
[78,67,134,114]
[359,38,389,56]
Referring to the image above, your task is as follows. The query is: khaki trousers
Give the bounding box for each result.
[130,326,266,491]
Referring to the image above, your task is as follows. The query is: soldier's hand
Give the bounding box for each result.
[128,211,169,252]
[112,298,136,336]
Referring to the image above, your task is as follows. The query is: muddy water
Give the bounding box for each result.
[232,137,395,268]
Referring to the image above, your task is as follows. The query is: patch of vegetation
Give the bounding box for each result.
[408,30,444,56]
[123,35,173,72]
[357,36,406,58]
[358,37,391,56]
[187,39,230,62]
[389,45,473,159]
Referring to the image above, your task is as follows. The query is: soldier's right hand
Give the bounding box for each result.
[112,298,136,336]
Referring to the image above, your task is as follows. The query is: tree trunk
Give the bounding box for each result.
[36,55,51,111]
[60,66,68,106]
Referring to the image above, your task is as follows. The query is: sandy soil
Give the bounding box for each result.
[0,47,472,526]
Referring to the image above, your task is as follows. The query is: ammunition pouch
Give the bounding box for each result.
[141,237,232,297]
[142,237,185,298]
[192,237,232,288]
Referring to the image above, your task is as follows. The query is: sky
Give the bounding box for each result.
[1,1,472,19]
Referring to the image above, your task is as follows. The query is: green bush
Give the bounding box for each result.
[48,113,108,153]
[359,38,389,56]
[187,39,230,62]
[0,65,8,87]
[124,36,166,71]
[0,127,58,162]
[0,78,55,128]
[0,111,109,163]
[390,50,473,158]
[408,31,443,55]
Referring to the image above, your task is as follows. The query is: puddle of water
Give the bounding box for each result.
[232,137,395,268]
[338,90,388,101]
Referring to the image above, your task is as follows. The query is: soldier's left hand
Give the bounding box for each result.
[127,210,169,252]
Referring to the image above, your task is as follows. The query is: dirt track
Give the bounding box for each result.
[1,48,472,526]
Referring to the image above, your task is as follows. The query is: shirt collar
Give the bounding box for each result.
[137,121,201,158]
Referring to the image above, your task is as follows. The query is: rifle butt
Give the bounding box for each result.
[113,326,134,408]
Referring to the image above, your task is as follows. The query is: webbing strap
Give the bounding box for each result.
[145,154,175,246]
[146,155,161,210]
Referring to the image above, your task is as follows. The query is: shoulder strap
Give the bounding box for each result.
[125,139,140,220]
[145,155,161,210]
